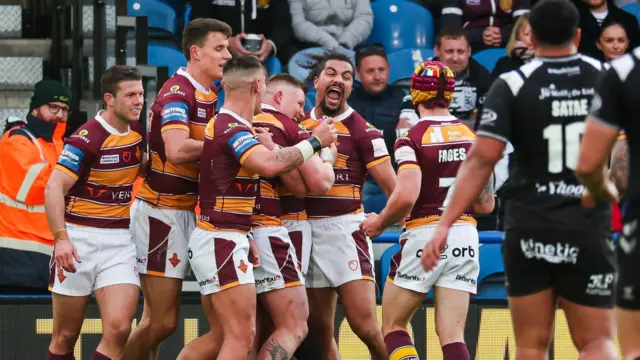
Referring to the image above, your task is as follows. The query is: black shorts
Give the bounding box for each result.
[503,228,616,308]
[617,219,640,309]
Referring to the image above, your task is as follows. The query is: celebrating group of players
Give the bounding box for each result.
[40,0,640,358]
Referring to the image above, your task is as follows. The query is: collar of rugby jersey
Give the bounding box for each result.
[417,115,458,122]
[309,106,354,122]
[95,110,130,135]
[260,103,278,112]
[176,67,211,95]
[219,108,252,127]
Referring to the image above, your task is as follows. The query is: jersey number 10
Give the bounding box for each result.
[542,122,586,174]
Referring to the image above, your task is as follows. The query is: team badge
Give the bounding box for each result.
[123,151,131,163]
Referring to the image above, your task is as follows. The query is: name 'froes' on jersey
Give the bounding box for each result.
[136,68,218,211]
[476,54,611,235]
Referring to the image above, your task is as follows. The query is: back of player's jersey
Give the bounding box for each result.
[478,54,611,234]
[395,116,476,228]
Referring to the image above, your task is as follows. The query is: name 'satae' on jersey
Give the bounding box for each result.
[551,99,590,117]
[438,148,467,163]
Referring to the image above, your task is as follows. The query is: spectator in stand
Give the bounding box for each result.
[289,0,373,51]
[348,44,414,210]
[491,13,534,80]
[441,0,530,52]
[576,0,639,61]
[190,0,296,64]
[597,22,630,62]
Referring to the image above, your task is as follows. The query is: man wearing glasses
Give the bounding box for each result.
[0,80,71,294]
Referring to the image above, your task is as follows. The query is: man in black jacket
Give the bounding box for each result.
[191,0,296,64]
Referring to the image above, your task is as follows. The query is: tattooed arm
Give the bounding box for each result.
[242,145,307,178]
[472,172,495,214]
[610,137,629,194]
[263,339,289,360]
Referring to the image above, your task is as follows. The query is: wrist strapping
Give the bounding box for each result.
[320,148,334,163]
[295,140,316,161]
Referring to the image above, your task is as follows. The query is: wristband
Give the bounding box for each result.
[307,136,323,153]
[320,148,335,163]
[294,140,316,161]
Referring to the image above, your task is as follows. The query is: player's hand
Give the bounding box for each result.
[329,143,339,165]
[582,180,619,208]
[421,225,449,271]
[248,237,261,268]
[254,127,277,150]
[55,239,81,273]
[311,118,338,147]
[361,212,383,239]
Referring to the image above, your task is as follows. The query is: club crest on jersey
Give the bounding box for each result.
[348,260,359,271]
[123,151,131,163]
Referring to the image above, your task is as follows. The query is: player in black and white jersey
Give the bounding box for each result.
[576,48,640,360]
[419,0,618,359]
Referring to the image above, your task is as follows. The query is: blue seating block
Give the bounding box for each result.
[264,56,283,76]
[472,48,507,72]
[623,3,640,24]
[127,0,178,36]
[367,0,435,51]
[148,45,186,76]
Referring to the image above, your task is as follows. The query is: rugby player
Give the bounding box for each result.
[124,18,232,360]
[421,1,618,359]
[361,60,495,360]
[186,55,337,359]
[576,47,640,360]
[300,51,397,360]
[45,65,145,360]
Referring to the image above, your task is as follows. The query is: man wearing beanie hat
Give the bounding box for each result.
[361,60,495,360]
[0,79,71,294]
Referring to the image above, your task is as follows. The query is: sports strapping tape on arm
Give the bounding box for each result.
[295,136,323,161]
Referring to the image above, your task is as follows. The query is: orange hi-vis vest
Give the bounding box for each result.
[0,120,66,258]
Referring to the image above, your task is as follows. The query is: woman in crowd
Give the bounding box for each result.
[490,13,533,80]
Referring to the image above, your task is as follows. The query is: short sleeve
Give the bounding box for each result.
[589,67,624,130]
[55,135,94,180]
[476,77,514,143]
[394,133,419,172]
[160,98,191,133]
[400,94,419,126]
[359,122,391,169]
[290,122,311,144]
[224,126,263,164]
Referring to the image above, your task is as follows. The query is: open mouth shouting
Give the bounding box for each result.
[325,84,344,108]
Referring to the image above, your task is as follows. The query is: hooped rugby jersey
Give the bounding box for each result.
[55,112,144,229]
[136,68,218,210]
[394,115,476,229]
[300,107,391,218]
[197,109,264,233]
[252,104,311,228]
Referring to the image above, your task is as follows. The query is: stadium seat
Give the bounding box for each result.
[623,2,640,24]
[367,0,435,52]
[387,48,435,84]
[148,44,186,77]
[472,48,507,72]
[264,56,283,76]
[287,47,356,83]
[363,193,387,214]
[184,4,192,25]
[476,243,506,299]
[305,88,317,110]
[127,0,178,37]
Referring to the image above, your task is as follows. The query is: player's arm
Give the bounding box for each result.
[160,101,203,165]
[472,172,495,214]
[360,129,396,197]
[137,150,149,178]
[609,136,628,194]
[293,144,336,195]
[280,168,310,198]
[374,168,421,230]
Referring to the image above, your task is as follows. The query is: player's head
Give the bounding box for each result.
[355,43,389,95]
[410,61,455,111]
[529,0,580,49]
[222,55,267,115]
[264,73,306,120]
[29,80,71,124]
[182,18,233,80]
[101,65,144,123]
[301,50,354,116]
[434,27,471,74]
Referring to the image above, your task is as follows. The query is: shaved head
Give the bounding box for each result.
[264,73,307,120]
[221,55,267,114]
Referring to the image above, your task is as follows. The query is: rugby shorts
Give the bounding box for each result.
[252,226,304,294]
[130,199,195,279]
[503,227,616,308]
[387,223,479,294]
[617,218,640,309]
[306,213,375,288]
[188,227,255,296]
[49,224,139,296]
[283,219,312,278]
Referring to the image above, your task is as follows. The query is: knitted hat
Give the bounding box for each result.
[29,80,71,110]
[410,61,455,109]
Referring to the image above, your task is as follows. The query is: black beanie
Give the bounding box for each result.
[29,80,71,110]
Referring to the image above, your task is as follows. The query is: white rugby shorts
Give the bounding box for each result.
[130,199,195,279]
[49,224,139,296]
[283,219,312,278]
[306,213,375,288]
[252,226,304,294]
[188,227,255,296]
[387,224,479,294]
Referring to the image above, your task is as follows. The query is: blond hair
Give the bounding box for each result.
[506,13,530,57]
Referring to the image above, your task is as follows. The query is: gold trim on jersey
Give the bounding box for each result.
[406,215,477,229]
[162,124,190,133]
[398,164,420,172]
[150,152,199,181]
[281,212,308,220]
[88,164,140,185]
[55,165,79,180]
[366,156,391,169]
[195,219,250,234]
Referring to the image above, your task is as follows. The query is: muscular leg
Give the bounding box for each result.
[210,284,257,360]
[177,295,224,360]
[559,298,616,360]
[337,280,387,360]
[94,284,139,359]
[48,293,91,357]
[258,286,309,360]
[124,275,182,360]
[508,289,556,360]
[434,287,471,359]
[381,282,424,359]
[306,287,340,360]
[617,308,640,359]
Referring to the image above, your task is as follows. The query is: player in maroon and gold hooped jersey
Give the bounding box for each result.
[361,61,495,360]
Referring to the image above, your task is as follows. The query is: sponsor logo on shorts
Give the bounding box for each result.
[396,271,425,282]
[255,275,282,285]
[136,257,147,264]
[348,260,359,271]
[586,273,614,296]
[440,245,476,260]
[237,260,249,273]
[520,239,579,264]
[198,276,217,287]
[623,286,635,301]
[57,268,66,283]
[168,253,181,268]
[456,274,476,285]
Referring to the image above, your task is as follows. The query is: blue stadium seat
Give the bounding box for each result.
[184,4,192,25]
[367,0,435,51]
[264,56,283,76]
[472,48,507,72]
[476,243,506,299]
[623,3,640,24]
[387,48,435,84]
[305,88,317,110]
[148,45,186,77]
[128,0,178,37]
[287,47,356,83]
[363,193,387,214]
